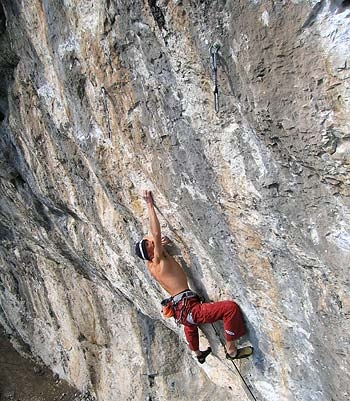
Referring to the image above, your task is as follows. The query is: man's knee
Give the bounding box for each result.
[222,300,242,319]
[224,300,238,311]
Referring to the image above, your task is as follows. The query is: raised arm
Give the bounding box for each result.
[143,190,162,260]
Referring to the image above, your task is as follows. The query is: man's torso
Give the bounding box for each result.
[147,251,188,296]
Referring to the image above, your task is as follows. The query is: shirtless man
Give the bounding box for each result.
[135,190,253,363]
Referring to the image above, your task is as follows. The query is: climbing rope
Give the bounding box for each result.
[101,87,112,139]
[210,42,220,113]
[210,322,258,401]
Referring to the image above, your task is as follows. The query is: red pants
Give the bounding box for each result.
[175,299,246,351]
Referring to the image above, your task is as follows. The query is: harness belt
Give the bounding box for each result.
[172,290,198,304]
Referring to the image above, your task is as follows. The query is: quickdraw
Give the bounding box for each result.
[210,42,220,113]
[101,87,112,139]
[175,297,190,325]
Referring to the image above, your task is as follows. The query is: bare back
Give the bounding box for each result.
[147,250,189,296]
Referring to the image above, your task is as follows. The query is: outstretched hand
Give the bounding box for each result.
[142,190,154,205]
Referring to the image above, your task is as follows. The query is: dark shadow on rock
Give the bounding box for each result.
[240,309,265,373]
[163,242,182,257]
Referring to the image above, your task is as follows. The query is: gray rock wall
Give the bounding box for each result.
[0,1,349,400]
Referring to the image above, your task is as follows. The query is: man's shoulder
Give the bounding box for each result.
[149,253,172,267]
[148,258,162,268]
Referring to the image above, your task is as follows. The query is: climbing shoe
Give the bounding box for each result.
[226,346,254,360]
[197,347,212,364]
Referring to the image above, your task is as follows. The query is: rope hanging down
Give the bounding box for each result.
[210,322,258,401]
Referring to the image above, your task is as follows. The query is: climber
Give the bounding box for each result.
[135,190,253,364]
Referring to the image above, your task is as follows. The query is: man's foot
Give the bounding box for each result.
[226,346,254,360]
[196,347,212,364]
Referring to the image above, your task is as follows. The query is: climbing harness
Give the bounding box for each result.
[210,322,258,401]
[161,290,199,323]
[210,42,220,113]
[101,87,112,139]
[161,297,175,318]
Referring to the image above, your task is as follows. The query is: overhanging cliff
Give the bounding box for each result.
[0,1,349,400]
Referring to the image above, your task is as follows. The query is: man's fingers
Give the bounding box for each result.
[142,190,154,204]
[161,236,171,245]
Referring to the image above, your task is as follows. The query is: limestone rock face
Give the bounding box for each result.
[0,1,349,400]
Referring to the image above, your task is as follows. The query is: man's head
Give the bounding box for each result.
[135,238,154,261]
